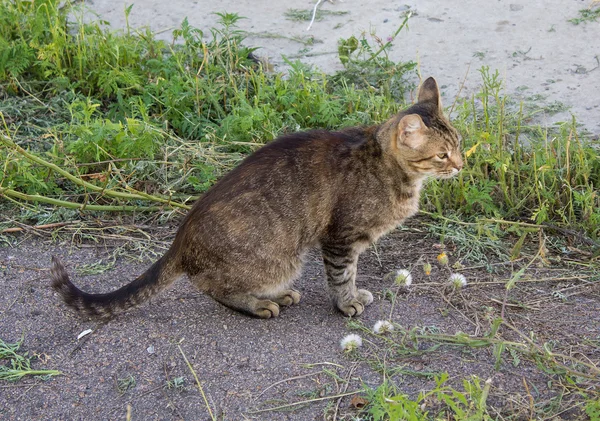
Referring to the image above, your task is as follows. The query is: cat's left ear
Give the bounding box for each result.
[417,77,442,111]
[397,114,427,149]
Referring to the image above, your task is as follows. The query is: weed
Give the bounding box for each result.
[0,3,416,219]
[430,66,600,239]
[0,336,61,382]
[116,374,136,394]
[164,376,186,391]
[343,314,600,419]
[586,398,600,419]
[335,14,416,100]
[284,8,349,22]
[3,4,596,244]
[569,6,600,25]
[361,373,492,420]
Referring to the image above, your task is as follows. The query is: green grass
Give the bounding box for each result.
[0,337,61,381]
[569,6,600,25]
[1,0,598,245]
[116,374,136,394]
[284,8,349,22]
[0,0,415,224]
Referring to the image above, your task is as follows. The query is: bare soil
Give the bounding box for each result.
[1,217,599,420]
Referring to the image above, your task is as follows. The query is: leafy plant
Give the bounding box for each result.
[116,374,136,394]
[569,6,600,25]
[362,373,492,420]
[0,336,61,382]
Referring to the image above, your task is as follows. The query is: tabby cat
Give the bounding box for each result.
[51,77,463,319]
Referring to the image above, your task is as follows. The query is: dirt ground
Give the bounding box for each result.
[1,1,600,420]
[1,219,599,420]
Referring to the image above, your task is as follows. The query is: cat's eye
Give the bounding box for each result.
[437,153,449,159]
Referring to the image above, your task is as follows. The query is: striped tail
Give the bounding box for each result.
[50,254,179,319]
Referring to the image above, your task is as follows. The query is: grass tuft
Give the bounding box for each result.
[0,337,61,382]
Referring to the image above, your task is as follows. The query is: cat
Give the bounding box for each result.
[51,77,463,319]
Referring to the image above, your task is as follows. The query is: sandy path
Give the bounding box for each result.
[85,0,600,134]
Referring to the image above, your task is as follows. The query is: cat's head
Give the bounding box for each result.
[388,77,463,179]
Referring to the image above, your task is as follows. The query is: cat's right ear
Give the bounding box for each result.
[397,114,427,149]
[417,77,442,111]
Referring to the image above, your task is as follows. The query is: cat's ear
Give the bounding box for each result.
[417,77,442,111]
[397,114,427,149]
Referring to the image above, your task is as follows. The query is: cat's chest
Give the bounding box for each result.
[365,182,422,243]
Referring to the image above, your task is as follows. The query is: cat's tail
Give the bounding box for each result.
[50,253,181,319]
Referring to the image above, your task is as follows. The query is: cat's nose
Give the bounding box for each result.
[454,157,464,172]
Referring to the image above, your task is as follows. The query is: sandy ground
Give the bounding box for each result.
[84,0,600,134]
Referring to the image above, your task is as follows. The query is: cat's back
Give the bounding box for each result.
[201,129,364,203]
[171,129,364,257]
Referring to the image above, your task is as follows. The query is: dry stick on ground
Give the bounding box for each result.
[178,344,216,421]
[1,221,73,234]
[413,274,597,287]
[0,187,167,212]
[253,371,324,400]
[501,241,543,319]
[306,0,324,31]
[246,390,362,415]
[522,377,535,420]
[331,362,358,421]
[501,321,600,379]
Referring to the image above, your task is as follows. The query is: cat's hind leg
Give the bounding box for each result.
[322,245,373,317]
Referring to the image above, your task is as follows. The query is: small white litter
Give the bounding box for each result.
[77,329,93,340]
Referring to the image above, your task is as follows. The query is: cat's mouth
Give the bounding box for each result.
[436,168,461,179]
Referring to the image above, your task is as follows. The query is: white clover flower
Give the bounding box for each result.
[394,269,413,286]
[449,273,467,288]
[340,334,363,351]
[373,320,394,334]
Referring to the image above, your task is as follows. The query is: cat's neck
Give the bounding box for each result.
[371,121,420,182]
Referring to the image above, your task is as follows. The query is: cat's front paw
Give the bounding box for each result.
[337,289,373,317]
[356,289,374,306]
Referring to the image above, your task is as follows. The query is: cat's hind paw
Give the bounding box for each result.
[255,300,280,318]
[272,289,301,306]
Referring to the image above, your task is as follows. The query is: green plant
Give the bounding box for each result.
[335,14,416,100]
[569,6,600,25]
[586,398,600,420]
[363,380,425,420]
[0,336,61,381]
[1,3,598,245]
[426,66,600,239]
[165,376,186,391]
[0,5,417,219]
[362,373,492,420]
[116,374,136,394]
[284,8,348,22]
